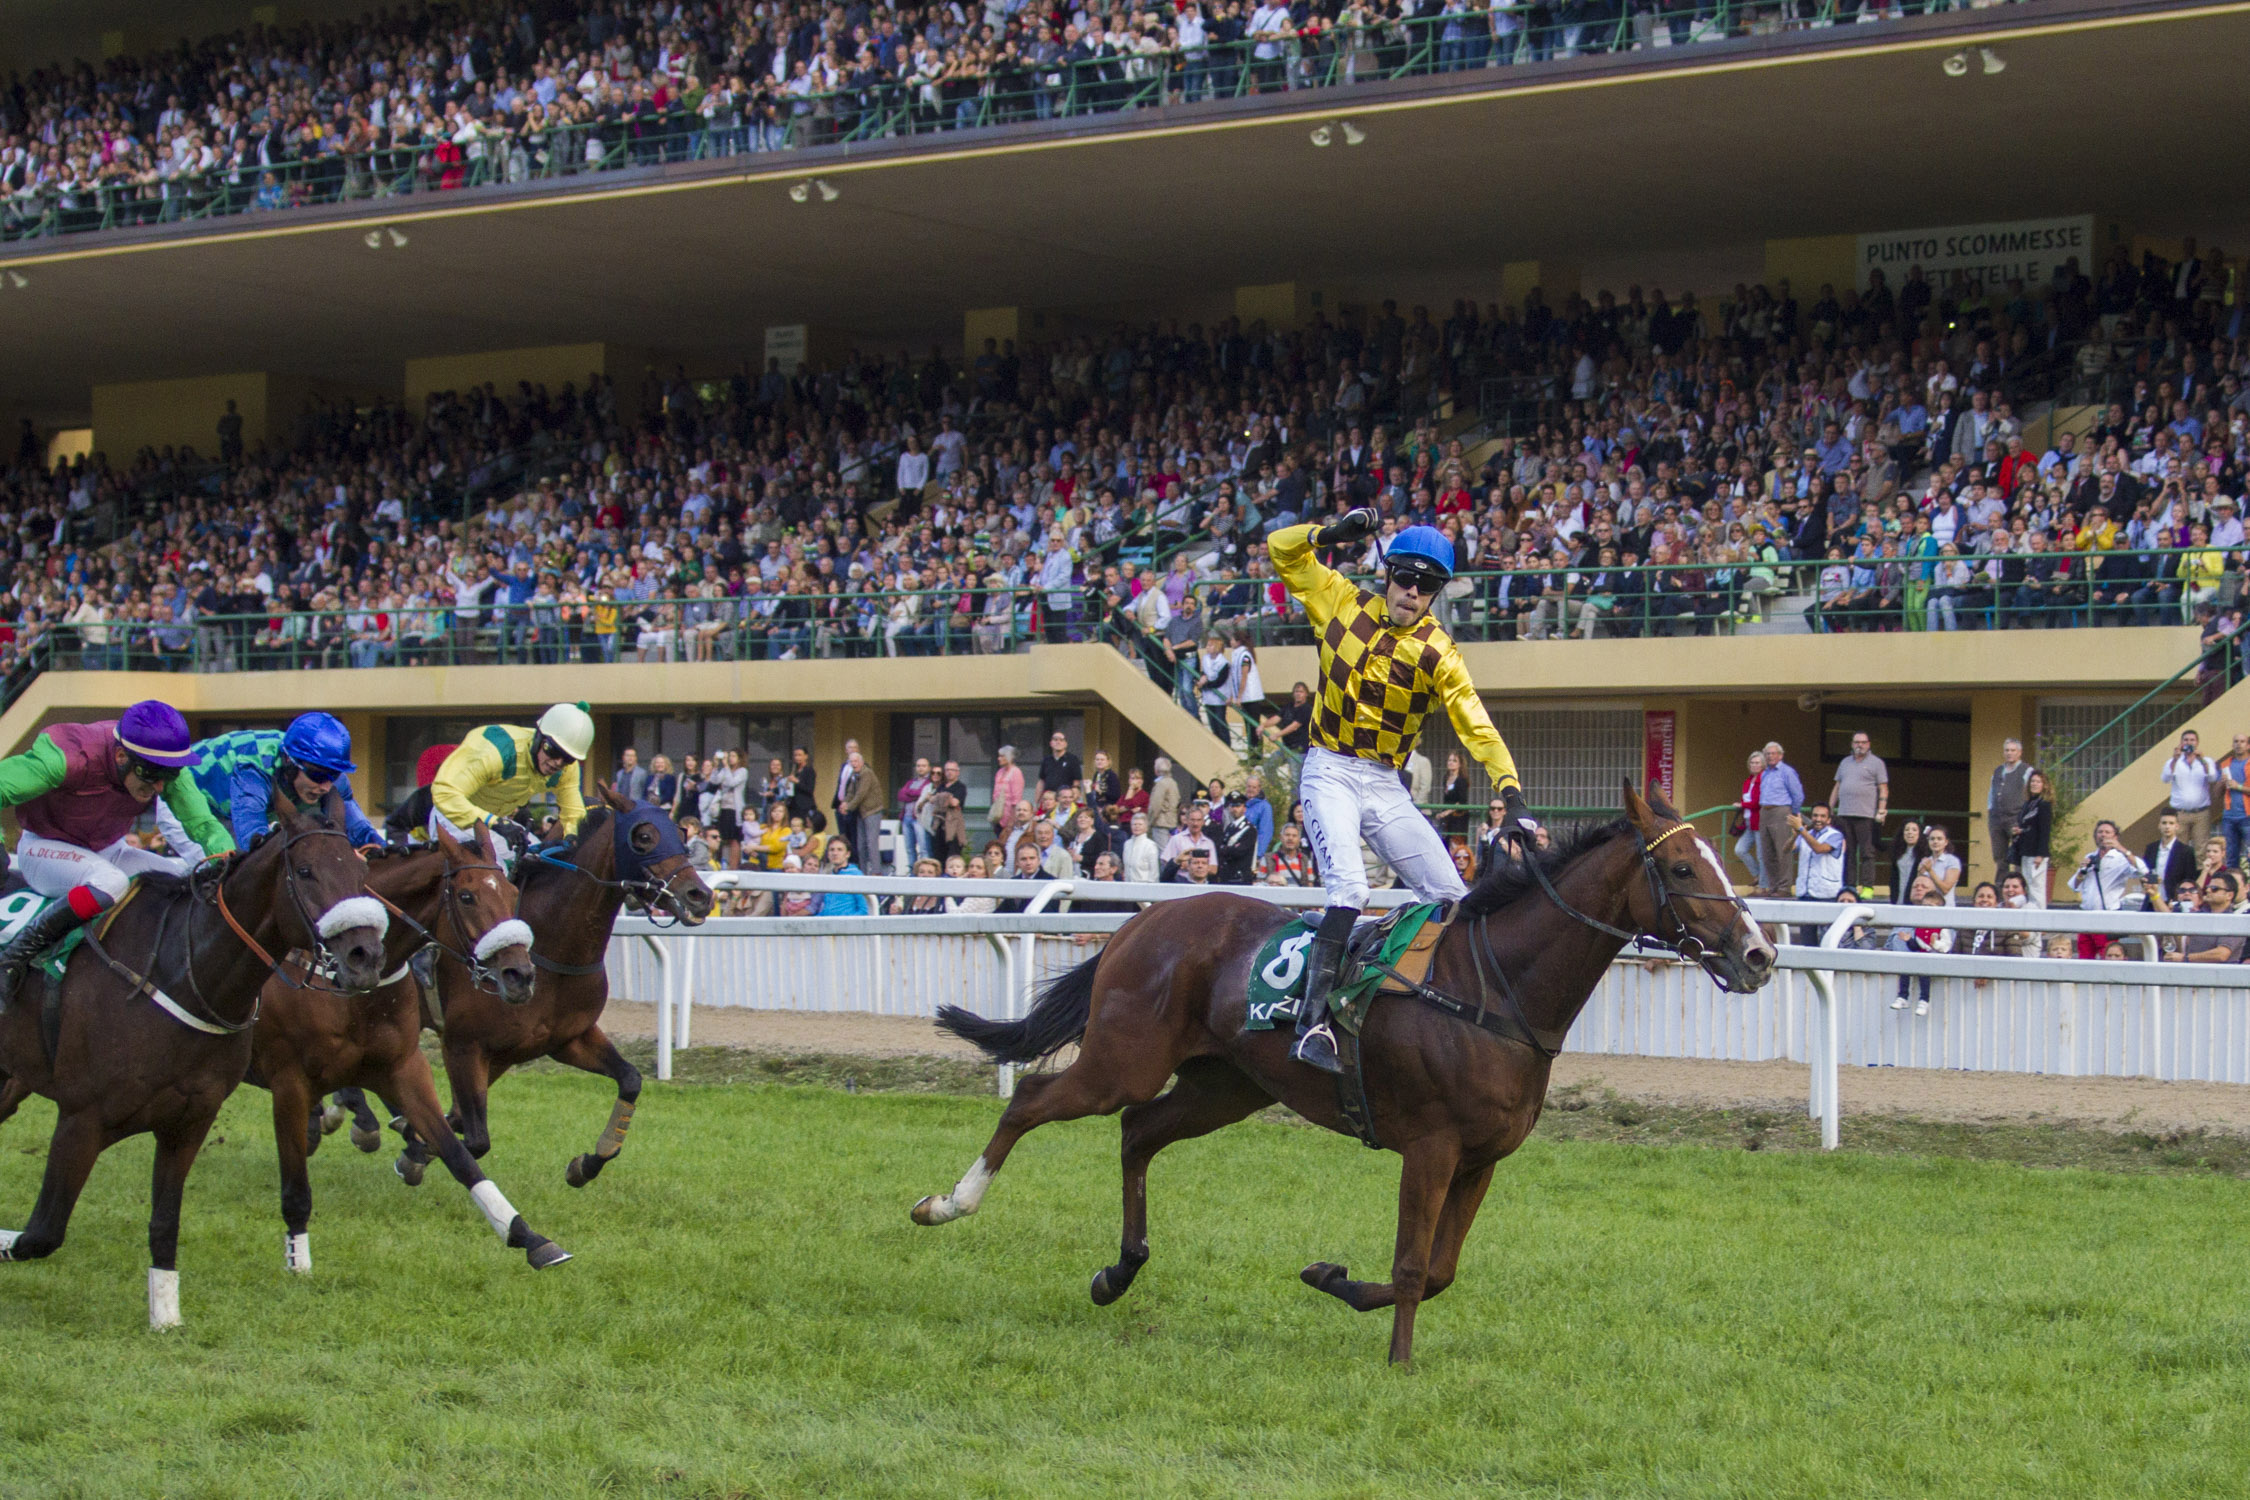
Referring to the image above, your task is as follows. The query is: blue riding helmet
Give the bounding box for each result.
[1382,525,1456,581]
[282,712,357,778]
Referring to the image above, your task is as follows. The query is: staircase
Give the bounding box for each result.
[2064,657,2241,854]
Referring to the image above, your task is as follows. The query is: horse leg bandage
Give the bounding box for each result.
[594,1098,636,1160]
[284,1232,312,1274]
[469,1180,519,1241]
[148,1268,181,1330]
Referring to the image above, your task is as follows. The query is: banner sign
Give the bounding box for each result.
[1643,711,1676,802]
[1855,215,2094,292]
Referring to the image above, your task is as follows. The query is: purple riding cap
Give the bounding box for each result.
[115,700,200,768]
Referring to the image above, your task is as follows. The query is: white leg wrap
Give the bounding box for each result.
[284,1232,312,1274]
[926,1156,993,1224]
[470,1180,518,1241]
[473,919,535,963]
[0,1228,18,1260]
[149,1268,181,1330]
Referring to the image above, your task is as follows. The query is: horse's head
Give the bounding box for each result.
[1620,778,1776,993]
[433,821,537,1004]
[272,790,387,992]
[598,781,715,926]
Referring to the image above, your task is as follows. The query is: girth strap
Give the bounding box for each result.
[1331,1025,1381,1151]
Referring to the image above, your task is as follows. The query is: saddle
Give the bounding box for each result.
[1243,902,1449,1036]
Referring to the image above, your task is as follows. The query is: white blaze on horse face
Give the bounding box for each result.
[149,1268,181,1330]
[1691,835,1769,952]
[284,1232,312,1274]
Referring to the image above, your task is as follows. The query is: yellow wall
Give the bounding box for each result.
[962,309,1020,357]
[91,371,271,462]
[403,343,611,413]
[1764,234,1856,299]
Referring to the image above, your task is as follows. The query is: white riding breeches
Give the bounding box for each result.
[152,798,211,864]
[14,830,190,905]
[1297,745,1468,912]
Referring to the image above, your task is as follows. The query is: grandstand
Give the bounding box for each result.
[0,0,2244,890]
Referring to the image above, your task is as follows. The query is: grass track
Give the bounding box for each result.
[1,1067,2246,1499]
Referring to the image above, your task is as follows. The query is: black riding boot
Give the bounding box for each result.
[1289,905,1360,1075]
[0,896,95,1016]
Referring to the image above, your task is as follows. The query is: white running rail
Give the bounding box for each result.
[612,875,2250,1146]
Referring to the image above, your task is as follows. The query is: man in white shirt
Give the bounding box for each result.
[2160,730,2219,849]
[1790,803,1845,899]
[2069,820,2150,954]
[1161,802,1217,870]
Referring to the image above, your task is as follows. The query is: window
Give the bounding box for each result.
[613,713,815,777]
[892,711,1083,815]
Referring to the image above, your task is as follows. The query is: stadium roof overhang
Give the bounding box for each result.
[2,0,2246,422]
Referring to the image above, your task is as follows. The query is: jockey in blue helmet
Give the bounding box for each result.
[162,712,383,859]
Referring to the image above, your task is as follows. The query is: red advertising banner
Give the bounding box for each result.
[1643,710,1677,801]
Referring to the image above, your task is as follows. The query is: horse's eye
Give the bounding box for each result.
[1671,864,1693,880]
[297,867,313,879]
[459,891,476,902]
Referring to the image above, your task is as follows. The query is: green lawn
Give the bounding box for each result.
[0,1063,2245,1499]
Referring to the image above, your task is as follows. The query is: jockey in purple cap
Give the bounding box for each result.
[0,700,237,1005]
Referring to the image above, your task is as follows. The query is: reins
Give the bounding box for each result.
[369,858,523,992]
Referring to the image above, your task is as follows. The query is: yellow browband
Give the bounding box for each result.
[1645,822,1697,852]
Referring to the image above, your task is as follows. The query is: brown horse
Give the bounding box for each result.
[392,787,712,1190]
[248,822,568,1274]
[0,793,384,1329]
[913,783,1777,1364]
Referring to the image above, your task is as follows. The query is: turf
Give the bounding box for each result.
[1,1059,2246,1499]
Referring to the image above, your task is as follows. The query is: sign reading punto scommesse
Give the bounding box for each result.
[1855,215,2097,292]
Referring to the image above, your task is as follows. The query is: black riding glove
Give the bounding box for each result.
[1314,507,1378,550]
[1501,786,1540,840]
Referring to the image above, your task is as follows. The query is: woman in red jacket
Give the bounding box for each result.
[1733,748,1766,889]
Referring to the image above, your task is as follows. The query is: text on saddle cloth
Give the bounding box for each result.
[1243,903,1445,1034]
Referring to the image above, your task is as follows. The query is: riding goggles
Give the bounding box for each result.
[1386,568,1445,597]
[124,755,181,786]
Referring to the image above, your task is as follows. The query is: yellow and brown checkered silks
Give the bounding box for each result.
[1267,523,1523,791]
[1311,605,1443,768]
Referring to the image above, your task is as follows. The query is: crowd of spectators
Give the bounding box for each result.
[1,239,2245,713]
[1,0,2023,236]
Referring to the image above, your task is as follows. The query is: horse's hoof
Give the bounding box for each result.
[1301,1262,1347,1292]
[393,1154,425,1188]
[564,1154,601,1189]
[1090,1268,1125,1306]
[526,1240,572,1271]
[910,1195,946,1226]
[350,1125,382,1153]
[319,1104,349,1135]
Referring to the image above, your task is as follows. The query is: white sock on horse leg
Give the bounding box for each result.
[149,1268,181,1330]
[284,1232,311,1273]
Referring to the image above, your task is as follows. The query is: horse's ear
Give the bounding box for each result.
[1621,776,1653,827]
[433,818,464,857]
[1646,780,1682,822]
[321,787,348,829]
[598,780,633,813]
[475,822,499,863]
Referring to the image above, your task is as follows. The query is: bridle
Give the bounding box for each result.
[523,809,700,929]
[80,824,372,1036]
[1522,819,1762,992]
[370,855,524,993]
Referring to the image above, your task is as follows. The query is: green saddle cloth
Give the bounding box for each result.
[1244,903,1441,1036]
[0,889,94,981]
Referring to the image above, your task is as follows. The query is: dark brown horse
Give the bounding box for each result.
[249,822,568,1274]
[392,787,712,1190]
[0,793,384,1329]
[914,783,1777,1364]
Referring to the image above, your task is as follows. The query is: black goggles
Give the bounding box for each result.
[125,756,181,786]
[1386,568,1445,597]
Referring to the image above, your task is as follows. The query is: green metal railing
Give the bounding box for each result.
[2,1,2023,244]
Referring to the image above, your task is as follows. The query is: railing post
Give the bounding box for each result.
[644,933,674,1082]
[1808,904,1872,1150]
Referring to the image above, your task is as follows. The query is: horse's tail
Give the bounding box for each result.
[936,951,1099,1065]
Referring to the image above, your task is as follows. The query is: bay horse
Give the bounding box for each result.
[0,792,384,1329]
[249,822,569,1275]
[913,783,1778,1365]
[392,786,712,1191]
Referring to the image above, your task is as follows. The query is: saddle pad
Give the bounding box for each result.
[1244,903,1440,1035]
[0,889,91,981]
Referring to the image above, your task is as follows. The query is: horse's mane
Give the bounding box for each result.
[1456,818,1633,920]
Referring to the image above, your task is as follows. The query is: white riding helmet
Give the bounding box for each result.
[536,701,596,762]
